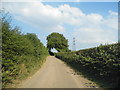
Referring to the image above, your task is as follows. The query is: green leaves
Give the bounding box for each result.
[47,32,69,52]
[55,43,120,88]
[2,13,49,87]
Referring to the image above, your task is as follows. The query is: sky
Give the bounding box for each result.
[1,0,118,51]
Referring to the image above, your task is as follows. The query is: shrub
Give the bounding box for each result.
[55,43,120,88]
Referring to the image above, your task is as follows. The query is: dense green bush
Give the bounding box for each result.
[2,14,49,87]
[55,43,120,88]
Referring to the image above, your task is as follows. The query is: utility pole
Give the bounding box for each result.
[72,37,76,51]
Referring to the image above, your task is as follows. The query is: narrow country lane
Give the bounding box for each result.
[19,56,98,88]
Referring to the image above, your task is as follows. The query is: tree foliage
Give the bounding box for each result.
[47,32,69,52]
[2,12,49,87]
[55,43,120,88]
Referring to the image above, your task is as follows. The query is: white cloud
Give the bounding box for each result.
[73,27,117,43]
[72,10,118,49]
[2,1,118,49]
[109,10,118,16]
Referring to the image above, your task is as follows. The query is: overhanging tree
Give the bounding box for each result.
[47,32,69,52]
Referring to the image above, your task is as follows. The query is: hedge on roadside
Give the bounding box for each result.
[55,43,120,88]
[2,13,49,87]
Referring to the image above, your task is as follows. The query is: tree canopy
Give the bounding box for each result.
[47,32,69,52]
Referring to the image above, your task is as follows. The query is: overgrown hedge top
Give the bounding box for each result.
[2,13,49,87]
[55,43,120,88]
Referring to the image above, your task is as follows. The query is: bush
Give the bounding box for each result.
[2,13,49,87]
[55,43,120,88]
